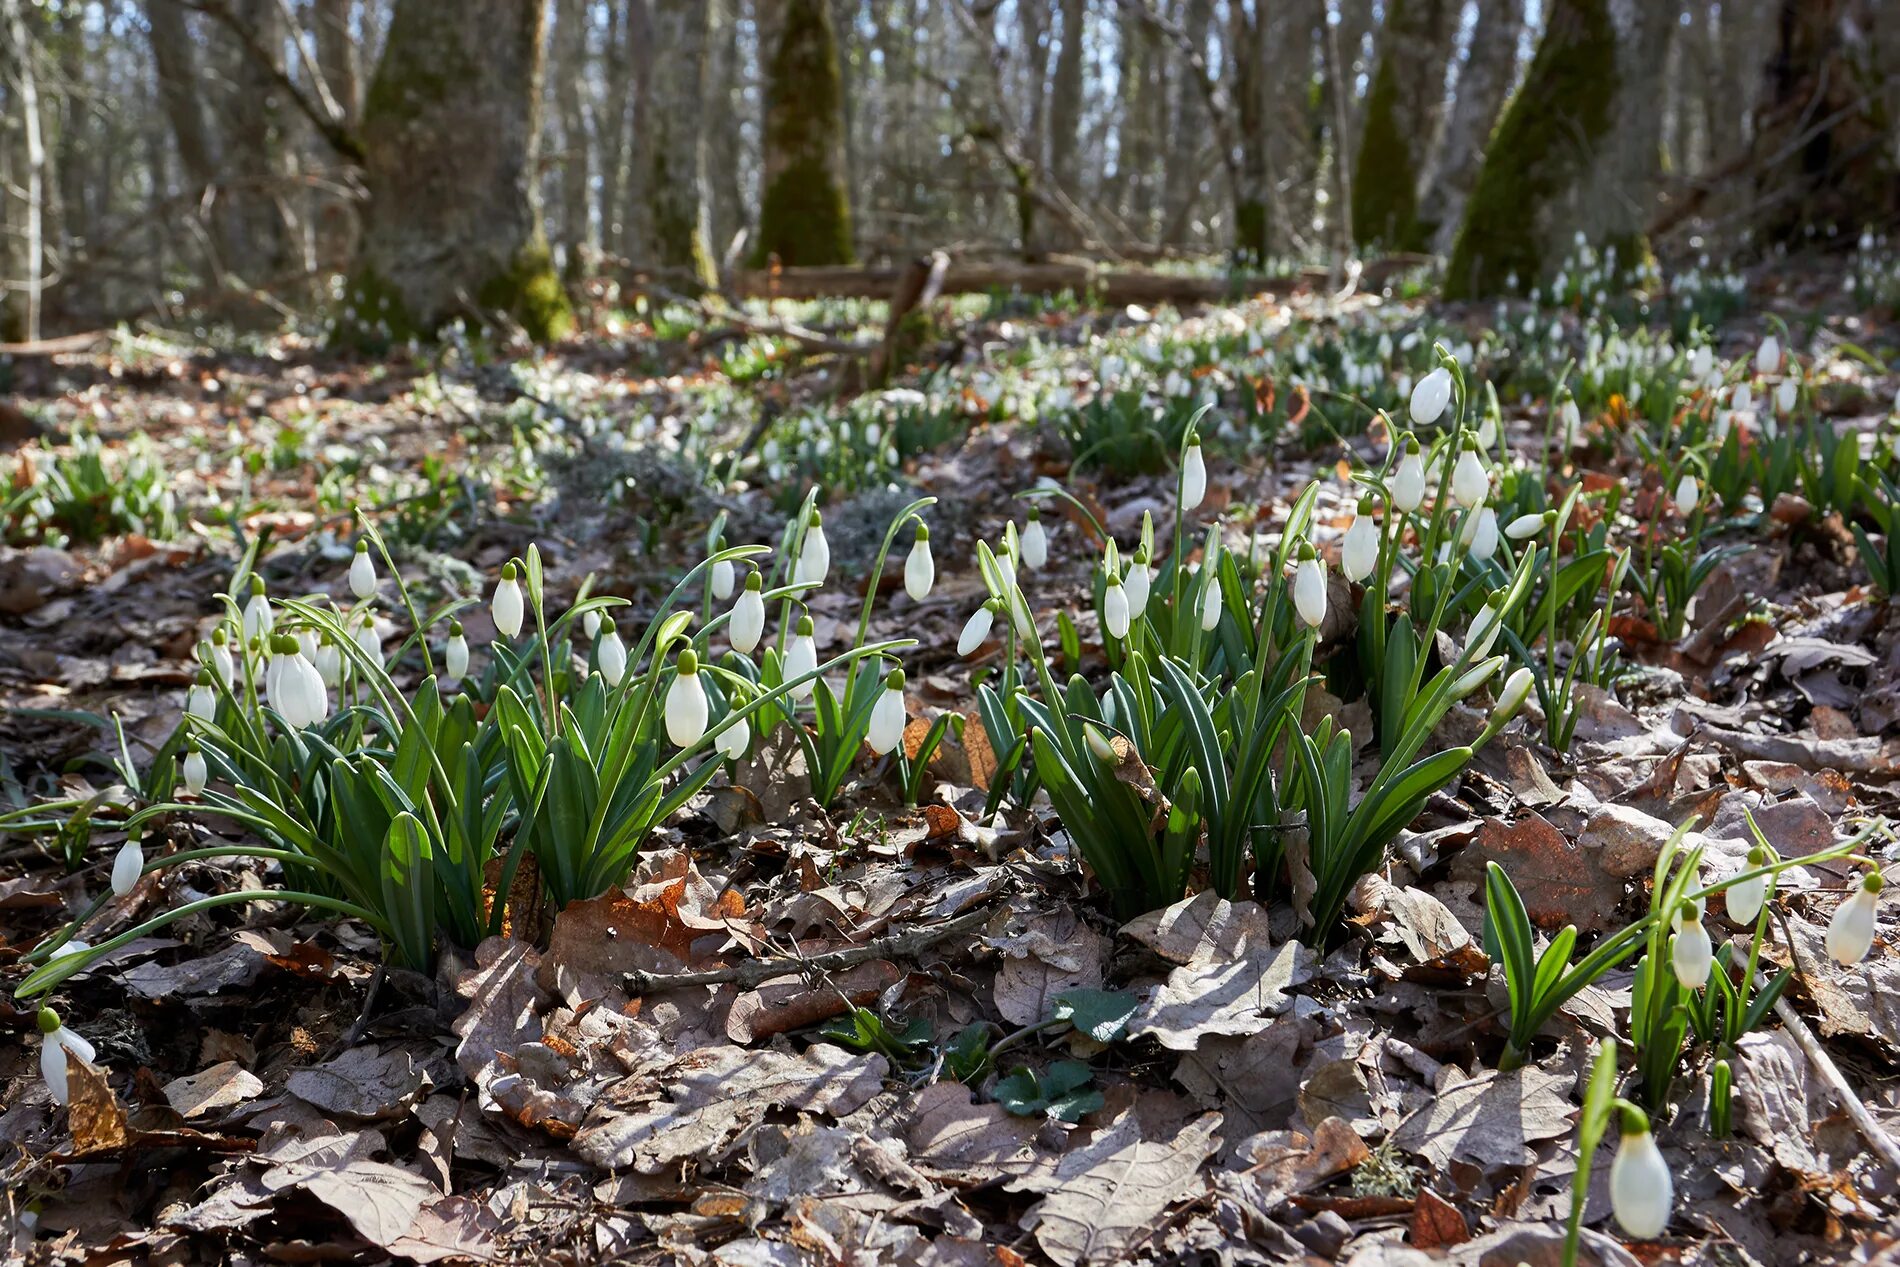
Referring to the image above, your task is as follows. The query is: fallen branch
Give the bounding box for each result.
[0,330,109,356]
[1772,993,1900,1178]
[623,906,990,993]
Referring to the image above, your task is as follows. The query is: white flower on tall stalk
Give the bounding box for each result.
[905,524,935,600]
[181,742,207,796]
[1826,871,1883,965]
[868,669,907,755]
[665,648,709,746]
[187,670,217,723]
[1410,366,1453,426]
[1451,654,1504,699]
[1180,439,1207,512]
[1104,573,1131,640]
[1558,398,1582,448]
[1020,510,1049,570]
[1731,382,1752,413]
[785,617,819,700]
[1468,592,1505,659]
[730,571,766,655]
[958,599,999,657]
[1711,409,1732,444]
[1463,506,1499,561]
[492,562,524,639]
[1755,334,1781,376]
[796,511,830,589]
[1451,439,1488,508]
[714,703,751,760]
[1504,509,1551,541]
[243,577,274,641]
[1672,472,1699,515]
[1670,905,1714,988]
[1609,1109,1672,1239]
[1495,666,1534,720]
[1476,411,1497,449]
[349,541,377,600]
[1392,439,1426,512]
[110,840,144,898]
[1293,545,1326,629]
[445,622,470,681]
[37,1008,96,1107]
[355,616,385,672]
[1775,378,1797,415]
[1689,345,1713,380]
[597,618,628,686]
[1125,548,1153,616]
[312,634,342,687]
[1200,569,1223,631]
[272,636,329,729]
[710,542,736,601]
[583,608,601,640]
[1726,847,1769,926]
[1342,499,1380,582]
[209,627,236,688]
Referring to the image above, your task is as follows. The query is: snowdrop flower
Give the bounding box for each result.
[1609,1108,1672,1239]
[1180,438,1207,511]
[1731,382,1752,413]
[596,618,627,686]
[665,648,709,746]
[583,609,601,639]
[272,636,329,729]
[445,622,469,681]
[348,541,376,600]
[1084,723,1119,764]
[1452,654,1504,699]
[492,562,524,639]
[111,840,144,897]
[1020,510,1048,570]
[1410,366,1453,426]
[1293,544,1326,629]
[1451,438,1487,508]
[796,511,830,589]
[1494,666,1534,720]
[1672,472,1699,515]
[1468,592,1505,659]
[710,540,736,601]
[1775,378,1797,415]
[1689,345,1713,379]
[1476,411,1497,449]
[313,635,342,687]
[1505,510,1552,541]
[187,670,217,723]
[354,617,385,673]
[714,701,751,761]
[242,577,274,641]
[37,1008,96,1107]
[1104,573,1131,640]
[1342,499,1380,582]
[208,627,236,689]
[868,669,907,755]
[1200,570,1223,631]
[1391,438,1426,512]
[785,616,819,700]
[181,741,207,796]
[958,599,999,657]
[1755,334,1781,376]
[1725,847,1769,926]
[1557,398,1582,448]
[1125,548,1153,616]
[1463,506,1499,560]
[1826,871,1883,966]
[730,571,766,655]
[1671,905,1714,988]
[905,524,935,601]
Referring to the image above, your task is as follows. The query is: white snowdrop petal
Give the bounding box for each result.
[958,606,995,657]
[665,673,709,746]
[111,841,144,898]
[1610,1128,1673,1239]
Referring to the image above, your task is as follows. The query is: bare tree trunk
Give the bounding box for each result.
[598,0,628,254]
[1163,0,1213,244]
[1350,0,1459,251]
[1049,0,1087,205]
[1,0,44,340]
[1265,0,1322,255]
[1231,3,1272,261]
[708,0,748,262]
[1418,0,1526,252]
[752,0,854,266]
[647,0,715,281]
[619,0,655,261]
[1447,0,1680,298]
[351,0,572,340]
[553,0,591,275]
[312,0,359,123]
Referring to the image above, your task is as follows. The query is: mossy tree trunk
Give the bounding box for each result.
[350,0,572,341]
[1350,0,1459,252]
[1445,0,1677,300]
[752,0,854,267]
[1230,3,1272,264]
[552,0,590,278]
[1417,0,1525,252]
[647,0,715,285]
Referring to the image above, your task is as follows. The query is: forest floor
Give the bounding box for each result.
[2,262,1899,1266]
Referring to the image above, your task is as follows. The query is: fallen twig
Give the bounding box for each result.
[1772,993,1900,1178]
[623,906,990,993]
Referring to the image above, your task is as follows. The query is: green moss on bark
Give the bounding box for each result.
[477,240,575,342]
[750,0,853,267]
[1351,54,1424,251]
[1444,0,1621,299]
[1234,199,1270,267]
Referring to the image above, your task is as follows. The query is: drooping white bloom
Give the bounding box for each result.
[209,628,237,689]
[38,1008,97,1107]
[1672,472,1699,515]
[1465,506,1499,561]
[1775,378,1798,416]
[111,840,144,897]
[1468,594,1504,659]
[715,708,751,760]
[1755,334,1781,376]
[1020,511,1049,570]
[958,600,998,657]
[905,526,935,601]
[710,554,736,602]
[243,577,274,641]
[1827,873,1882,965]
[796,512,830,589]
[1200,571,1223,630]
[314,635,343,687]
[1451,442,1488,508]
[445,622,470,681]
[785,617,819,700]
[355,618,385,673]
[1104,575,1131,640]
[1731,382,1752,413]
[1293,547,1326,629]
[1671,909,1714,988]
[1505,511,1548,540]
[868,669,907,755]
[182,744,207,796]
[1726,848,1769,926]
[583,608,602,639]
[1392,441,1426,512]
[1342,504,1380,582]
[1410,366,1453,426]
[349,541,377,600]
[187,670,217,723]
[665,648,709,746]
[730,571,766,655]
[491,563,524,640]
[1557,398,1582,448]
[1689,345,1713,380]
[274,639,329,729]
[1609,1113,1673,1239]
[1495,666,1534,719]
[1180,440,1208,511]
[597,618,628,686]
[1125,551,1153,616]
